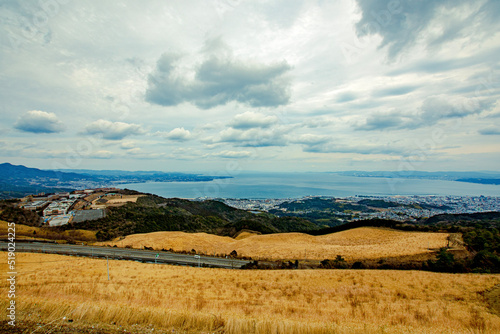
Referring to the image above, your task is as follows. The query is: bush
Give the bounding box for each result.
[320,255,348,269]
[471,250,500,273]
[351,261,366,269]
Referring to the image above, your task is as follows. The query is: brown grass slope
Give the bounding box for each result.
[1,252,499,334]
[0,220,96,243]
[101,227,456,261]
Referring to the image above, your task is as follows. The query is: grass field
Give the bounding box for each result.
[1,252,499,333]
[101,227,457,261]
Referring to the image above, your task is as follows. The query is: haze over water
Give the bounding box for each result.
[119,172,500,199]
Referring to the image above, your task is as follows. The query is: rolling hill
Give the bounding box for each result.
[100,227,457,262]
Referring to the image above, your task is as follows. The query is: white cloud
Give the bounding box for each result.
[90,150,114,159]
[14,110,64,134]
[209,150,253,159]
[156,127,192,141]
[216,127,289,147]
[229,111,279,129]
[120,141,137,149]
[84,120,144,140]
[292,134,330,145]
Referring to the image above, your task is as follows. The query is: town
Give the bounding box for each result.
[221,195,500,222]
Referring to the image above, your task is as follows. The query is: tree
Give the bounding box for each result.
[427,248,457,272]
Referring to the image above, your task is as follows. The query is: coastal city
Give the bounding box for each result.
[221,195,500,221]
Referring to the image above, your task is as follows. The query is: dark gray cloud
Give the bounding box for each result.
[336,92,358,103]
[84,120,144,140]
[355,0,500,59]
[215,127,288,147]
[388,47,500,76]
[146,42,292,109]
[0,1,55,47]
[14,110,64,134]
[210,150,252,159]
[291,134,330,146]
[302,142,406,156]
[479,127,500,135]
[372,85,418,98]
[356,111,407,131]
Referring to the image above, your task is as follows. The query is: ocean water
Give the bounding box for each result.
[118,172,500,199]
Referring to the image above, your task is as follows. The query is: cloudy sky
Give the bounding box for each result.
[1,0,499,173]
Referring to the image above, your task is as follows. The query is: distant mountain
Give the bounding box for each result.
[0,163,89,199]
[0,162,232,199]
[0,163,93,182]
[51,168,231,183]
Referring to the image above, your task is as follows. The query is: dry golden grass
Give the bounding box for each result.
[92,194,145,208]
[234,230,261,240]
[0,251,499,333]
[104,194,144,204]
[0,220,96,243]
[101,227,456,261]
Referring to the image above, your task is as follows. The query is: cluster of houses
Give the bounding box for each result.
[20,188,116,226]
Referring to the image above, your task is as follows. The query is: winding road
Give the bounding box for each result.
[0,241,250,269]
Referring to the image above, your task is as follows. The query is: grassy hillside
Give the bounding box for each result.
[2,252,499,334]
[0,220,96,243]
[100,227,455,262]
[63,195,319,240]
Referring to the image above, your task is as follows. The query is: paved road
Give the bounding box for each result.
[0,242,250,269]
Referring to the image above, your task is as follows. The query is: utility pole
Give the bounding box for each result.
[194,254,201,267]
[106,256,110,281]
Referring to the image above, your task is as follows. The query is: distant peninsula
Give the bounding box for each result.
[337,170,500,184]
[455,178,500,185]
[0,163,231,199]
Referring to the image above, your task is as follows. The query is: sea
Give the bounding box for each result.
[118,172,500,199]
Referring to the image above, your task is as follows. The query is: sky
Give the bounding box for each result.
[0,0,499,173]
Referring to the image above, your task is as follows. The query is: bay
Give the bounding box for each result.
[118,172,500,199]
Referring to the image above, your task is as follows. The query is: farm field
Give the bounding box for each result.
[100,227,458,261]
[1,252,499,333]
